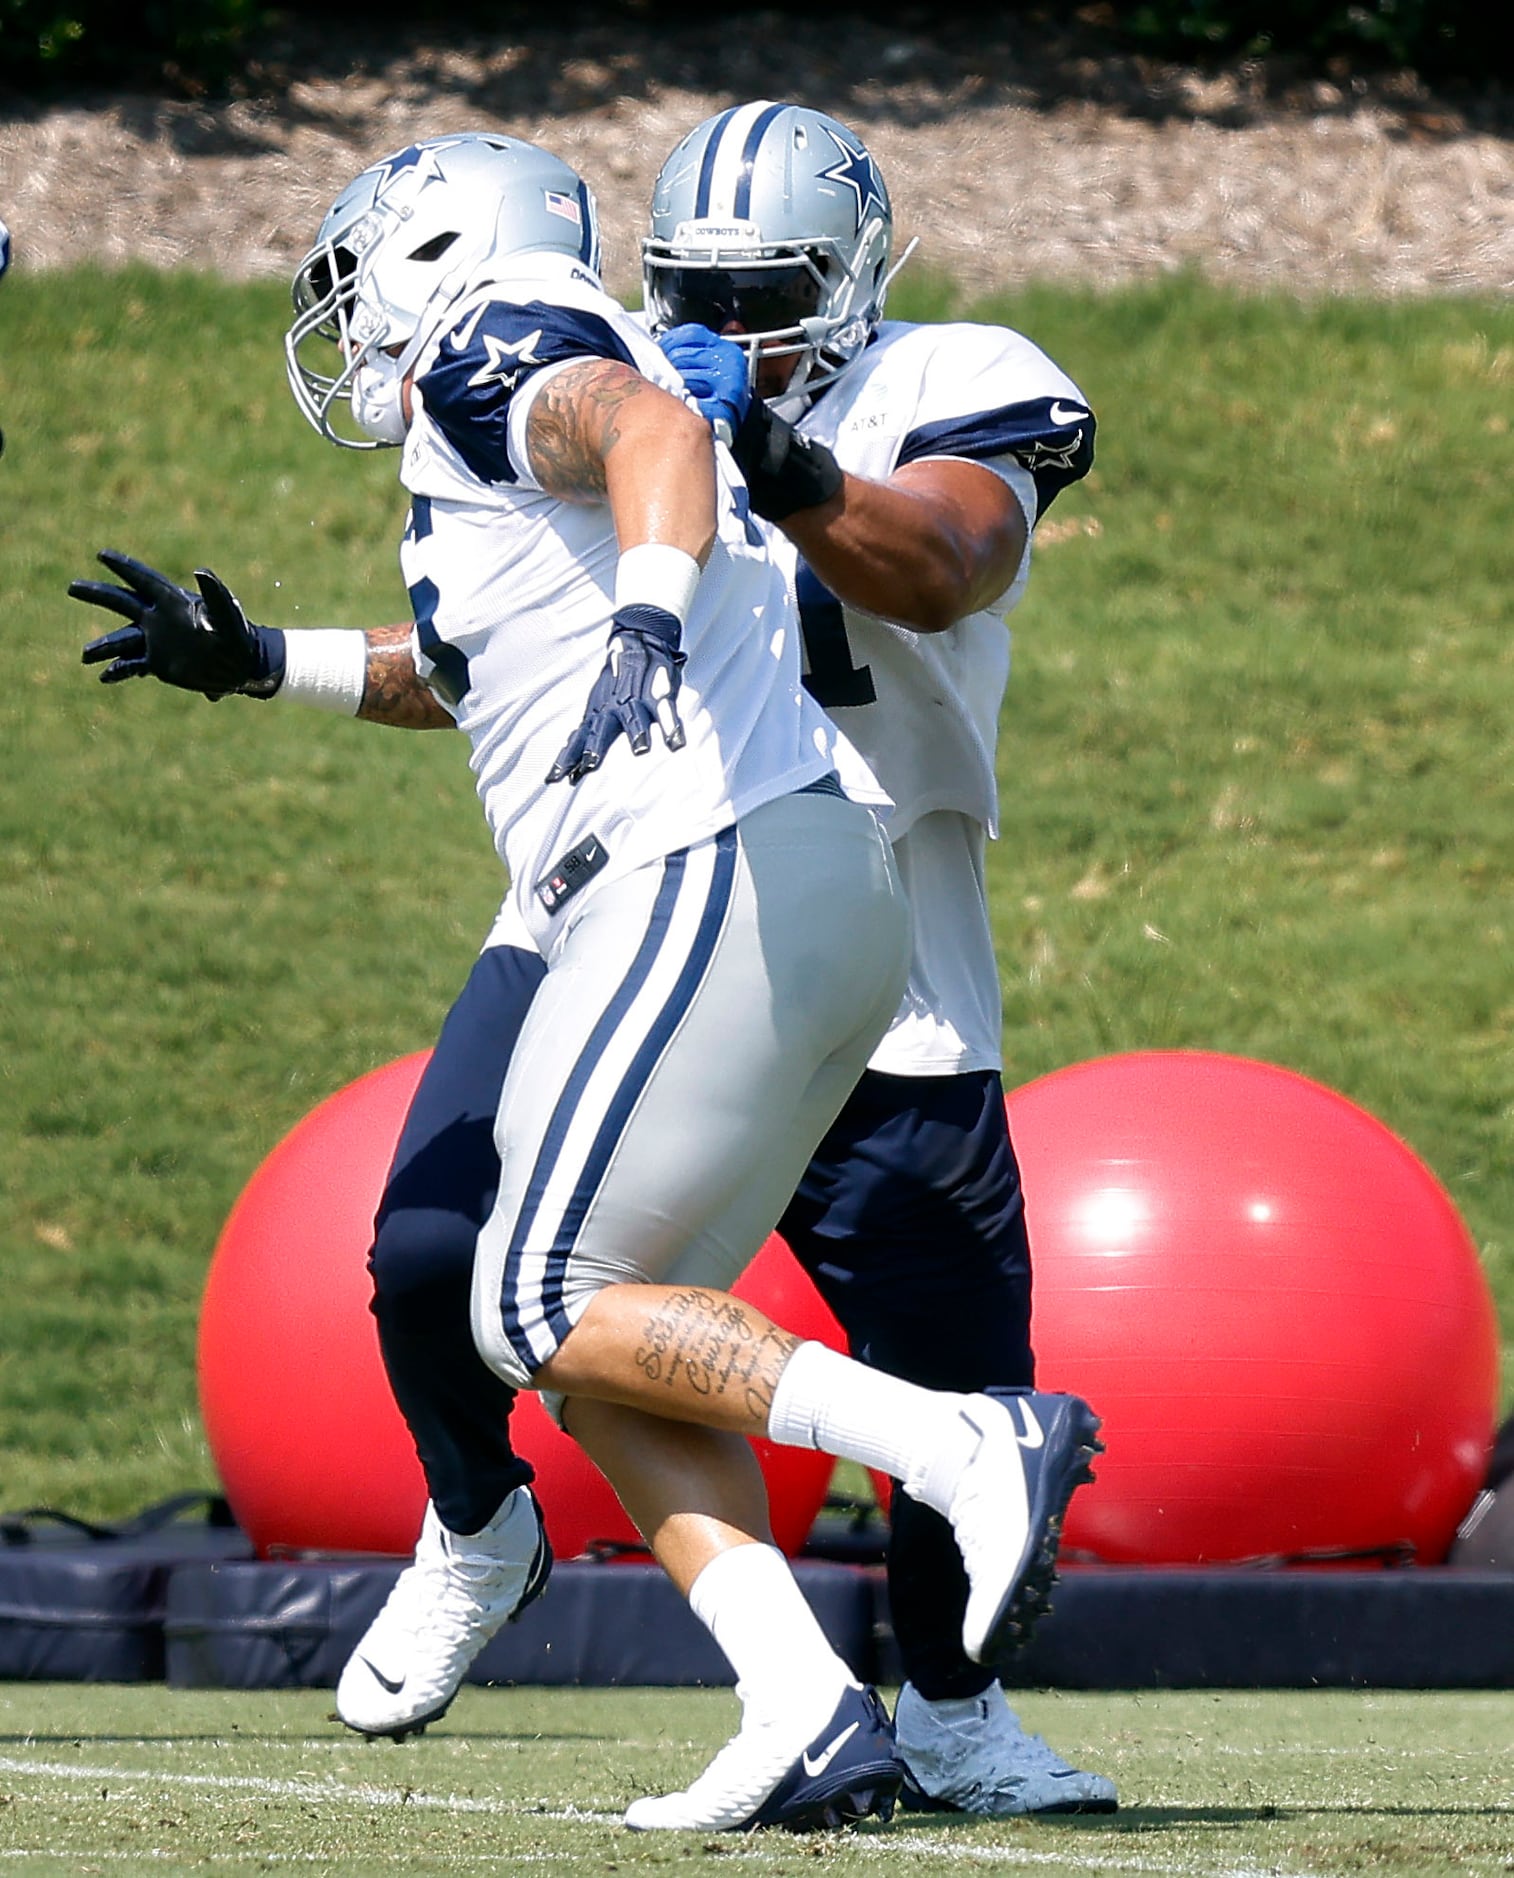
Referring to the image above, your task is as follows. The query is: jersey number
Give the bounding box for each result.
[406,499,470,705]
[797,564,875,708]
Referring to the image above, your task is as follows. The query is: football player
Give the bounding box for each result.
[640,101,1118,1818]
[70,131,1101,1834]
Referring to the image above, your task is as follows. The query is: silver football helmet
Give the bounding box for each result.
[642,102,901,406]
[287,132,602,449]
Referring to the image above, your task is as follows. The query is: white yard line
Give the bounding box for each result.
[880,1836,1325,1878]
[0,1757,1351,1878]
[0,1753,615,1823]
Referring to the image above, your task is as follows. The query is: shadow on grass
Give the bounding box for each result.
[897,1803,1513,1834]
[892,1806,1273,1834]
[1120,1805,1514,1825]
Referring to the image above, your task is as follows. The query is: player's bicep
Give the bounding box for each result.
[524,358,660,504]
[897,389,1095,520]
[889,456,1030,613]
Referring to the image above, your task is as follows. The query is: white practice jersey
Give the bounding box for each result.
[396,253,876,955]
[777,316,1095,1075]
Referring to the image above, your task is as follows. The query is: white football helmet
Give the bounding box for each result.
[642,101,901,406]
[287,132,602,449]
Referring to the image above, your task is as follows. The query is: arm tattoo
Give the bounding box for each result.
[634,1288,800,1427]
[359,625,454,730]
[526,359,648,504]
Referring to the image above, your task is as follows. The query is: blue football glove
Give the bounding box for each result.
[658,323,752,442]
[72,550,286,700]
[659,323,843,522]
[547,604,688,785]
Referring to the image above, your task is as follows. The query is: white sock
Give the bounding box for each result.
[766,1341,980,1518]
[687,1542,852,1716]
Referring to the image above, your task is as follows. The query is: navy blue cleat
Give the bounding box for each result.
[624,1681,901,1832]
[748,1684,901,1832]
[949,1389,1102,1673]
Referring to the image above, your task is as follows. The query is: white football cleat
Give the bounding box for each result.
[335,1487,551,1740]
[895,1682,1118,1815]
[623,1680,900,1833]
[948,1388,1102,1671]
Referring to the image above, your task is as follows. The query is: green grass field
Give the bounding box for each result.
[2,1682,1511,1875]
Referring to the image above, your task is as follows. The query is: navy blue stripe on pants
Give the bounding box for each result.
[493,831,737,1379]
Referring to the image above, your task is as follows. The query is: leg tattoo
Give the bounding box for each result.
[634,1288,799,1427]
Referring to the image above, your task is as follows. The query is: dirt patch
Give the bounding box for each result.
[2,12,1512,303]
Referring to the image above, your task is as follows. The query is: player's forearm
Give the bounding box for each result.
[275,624,451,729]
[780,462,1027,635]
[358,625,454,730]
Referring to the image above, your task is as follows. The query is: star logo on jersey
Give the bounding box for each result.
[467,328,546,393]
[1015,431,1086,473]
[818,126,888,229]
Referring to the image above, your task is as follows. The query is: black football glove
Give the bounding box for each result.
[728,396,845,522]
[547,604,687,785]
[72,549,285,700]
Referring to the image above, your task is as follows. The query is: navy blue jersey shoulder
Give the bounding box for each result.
[897,396,1096,516]
[418,299,638,486]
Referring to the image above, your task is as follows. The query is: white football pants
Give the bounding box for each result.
[470,788,911,1390]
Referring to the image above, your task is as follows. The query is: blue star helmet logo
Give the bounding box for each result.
[371,142,451,198]
[818,127,888,229]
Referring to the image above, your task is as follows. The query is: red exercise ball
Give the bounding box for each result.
[1005,1050,1500,1566]
[198,1051,841,1561]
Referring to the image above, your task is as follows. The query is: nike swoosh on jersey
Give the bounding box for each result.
[802,1719,860,1777]
[359,1657,406,1695]
[1048,402,1089,425]
[447,302,490,353]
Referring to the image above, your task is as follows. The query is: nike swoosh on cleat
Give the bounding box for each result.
[803,1719,860,1777]
[1007,1398,1045,1449]
[1048,402,1088,424]
[359,1657,406,1695]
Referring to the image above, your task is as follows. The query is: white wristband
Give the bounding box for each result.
[614,542,701,626]
[276,629,368,716]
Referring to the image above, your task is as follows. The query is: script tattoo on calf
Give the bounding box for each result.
[634,1288,799,1425]
[527,359,646,503]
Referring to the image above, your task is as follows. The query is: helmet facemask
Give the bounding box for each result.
[644,224,889,405]
[286,217,420,450]
[642,103,903,410]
